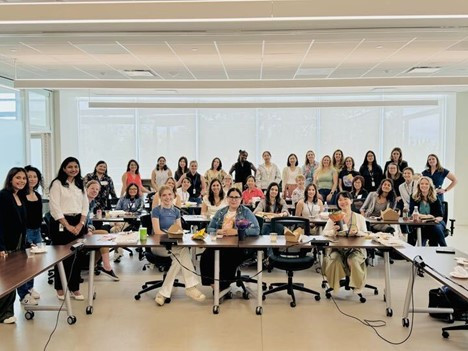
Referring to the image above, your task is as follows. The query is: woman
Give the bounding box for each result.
[201,188,260,291]
[254,182,289,217]
[174,156,188,182]
[256,151,281,191]
[384,147,408,174]
[222,174,233,194]
[0,168,28,323]
[302,150,319,186]
[338,156,359,192]
[116,183,144,213]
[177,177,191,205]
[18,166,44,306]
[359,150,383,193]
[151,156,172,192]
[229,150,257,188]
[151,186,205,306]
[282,153,301,199]
[295,183,324,218]
[291,174,306,207]
[322,191,368,295]
[422,154,457,202]
[361,178,398,233]
[204,157,227,187]
[385,162,404,203]
[49,157,89,301]
[409,177,447,247]
[83,160,117,210]
[202,179,228,218]
[86,181,119,281]
[178,160,206,204]
[152,177,182,208]
[313,155,338,204]
[399,167,416,210]
[350,175,368,213]
[121,159,149,196]
[242,175,264,206]
[332,149,345,172]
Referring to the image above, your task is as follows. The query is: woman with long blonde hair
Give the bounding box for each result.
[313,155,338,204]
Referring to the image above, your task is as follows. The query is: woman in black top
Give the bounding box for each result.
[338,156,359,192]
[229,150,257,188]
[350,175,368,213]
[359,150,383,193]
[385,162,404,203]
[83,160,117,210]
[174,156,188,182]
[383,147,408,174]
[0,167,28,324]
[178,160,206,204]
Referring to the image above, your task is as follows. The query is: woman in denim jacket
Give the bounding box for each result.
[200,188,260,291]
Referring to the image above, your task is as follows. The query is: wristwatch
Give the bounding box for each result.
[80,221,85,226]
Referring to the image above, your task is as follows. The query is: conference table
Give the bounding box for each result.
[0,243,78,324]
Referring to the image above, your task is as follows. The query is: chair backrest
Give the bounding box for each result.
[140,214,153,234]
[442,201,448,223]
[271,216,311,236]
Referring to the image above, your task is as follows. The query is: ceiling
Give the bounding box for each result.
[1,1,468,94]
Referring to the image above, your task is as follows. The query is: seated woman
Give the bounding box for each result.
[409,176,447,247]
[399,167,416,210]
[291,174,306,208]
[177,177,191,205]
[222,174,233,194]
[202,179,228,218]
[177,160,206,204]
[322,191,368,295]
[350,175,368,213]
[360,178,398,233]
[313,155,338,204]
[254,182,289,235]
[281,153,301,199]
[151,186,205,306]
[200,188,260,291]
[152,177,182,208]
[242,175,264,206]
[295,183,324,218]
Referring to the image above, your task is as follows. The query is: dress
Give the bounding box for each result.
[204,169,227,187]
[302,162,319,186]
[281,167,301,199]
[422,168,450,202]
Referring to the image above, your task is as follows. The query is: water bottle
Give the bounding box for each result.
[412,206,420,222]
[402,205,409,221]
[324,202,329,214]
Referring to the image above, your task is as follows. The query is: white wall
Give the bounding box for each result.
[454,93,468,226]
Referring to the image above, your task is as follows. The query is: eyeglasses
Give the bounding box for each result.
[228,196,242,200]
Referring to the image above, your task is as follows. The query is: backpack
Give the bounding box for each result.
[428,286,468,323]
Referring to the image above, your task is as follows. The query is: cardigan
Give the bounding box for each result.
[0,189,26,252]
[361,191,397,218]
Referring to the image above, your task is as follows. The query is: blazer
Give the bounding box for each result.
[0,189,26,252]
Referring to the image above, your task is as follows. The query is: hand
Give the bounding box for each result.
[436,188,445,194]
[349,228,358,236]
[0,251,7,258]
[333,225,340,232]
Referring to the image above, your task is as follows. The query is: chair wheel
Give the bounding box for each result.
[213,305,219,314]
[321,282,327,289]
[360,296,366,303]
[86,306,93,315]
[386,308,393,317]
[129,252,133,256]
[142,284,147,289]
[442,331,449,338]
[256,306,263,315]
[242,292,250,300]
[226,292,233,299]
[134,294,141,300]
[48,279,53,285]
[25,311,34,320]
[326,292,331,299]
[262,295,266,301]
[159,267,164,272]
[268,285,273,290]
[374,289,378,295]
[383,294,386,302]
[315,295,321,301]
[262,284,267,291]
[67,316,77,325]
[166,298,171,304]
[402,318,409,327]
[290,301,296,308]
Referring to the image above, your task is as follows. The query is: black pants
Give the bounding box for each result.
[50,214,86,292]
[200,248,249,291]
[0,291,15,322]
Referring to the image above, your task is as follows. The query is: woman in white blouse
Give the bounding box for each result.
[49,157,89,301]
[201,179,228,217]
[150,156,172,192]
[256,151,281,191]
[177,177,191,205]
[282,153,301,199]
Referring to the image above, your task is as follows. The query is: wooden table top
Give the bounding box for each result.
[0,244,74,298]
[366,217,437,226]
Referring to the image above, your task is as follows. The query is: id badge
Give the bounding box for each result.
[193,188,196,195]
[59,223,64,232]
[357,194,362,199]
[371,180,375,187]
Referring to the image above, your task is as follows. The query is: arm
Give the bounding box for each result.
[115,198,124,211]
[281,168,288,193]
[243,208,260,236]
[108,177,117,199]
[151,193,160,208]
[256,165,264,187]
[295,200,304,217]
[229,163,236,176]
[151,217,164,235]
[136,198,144,213]
[120,173,127,196]
[250,163,257,175]
[331,170,338,193]
[49,180,64,221]
[274,165,282,184]
[253,200,265,214]
[203,170,210,187]
[280,199,290,216]
[200,175,207,196]
[150,170,158,192]
[440,172,457,194]
[360,193,373,216]
[174,194,182,208]
[317,199,324,212]
[201,197,208,216]
[176,172,186,188]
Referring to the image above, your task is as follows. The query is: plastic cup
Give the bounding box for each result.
[270,232,278,243]
[139,227,148,241]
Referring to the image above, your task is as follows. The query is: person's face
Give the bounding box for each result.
[160,189,174,205]
[129,162,138,172]
[182,178,191,190]
[190,162,198,173]
[297,178,305,187]
[240,152,248,161]
[337,195,352,210]
[307,186,316,200]
[128,185,138,197]
[353,179,362,190]
[96,163,107,174]
[87,184,100,199]
[269,185,279,199]
[388,165,398,176]
[211,181,221,194]
[334,151,342,162]
[403,170,413,182]
[345,158,353,169]
[179,159,186,168]
[212,159,220,169]
[27,171,38,189]
[166,179,175,189]
[227,191,242,208]
[288,155,297,166]
[391,150,400,161]
[322,157,330,167]
[419,179,430,194]
[64,162,79,178]
[381,181,392,193]
[11,171,27,192]
[158,158,166,167]
[247,177,255,188]
[367,152,374,163]
[307,152,315,163]
[262,152,271,162]
[223,177,232,188]
[427,156,437,167]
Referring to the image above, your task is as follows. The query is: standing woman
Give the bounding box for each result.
[338,156,359,192]
[422,154,457,203]
[84,160,118,210]
[178,160,206,204]
[385,162,404,203]
[174,156,188,183]
[151,156,172,192]
[384,147,408,174]
[204,157,227,187]
[359,150,383,193]
[0,168,28,324]
[313,155,338,204]
[282,153,301,199]
[256,151,281,191]
[302,150,319,186]
[49,157,89,300]
[202,179,228,218]
[332,149,345,172]
[229,150,257,189]
[121,159,149,196]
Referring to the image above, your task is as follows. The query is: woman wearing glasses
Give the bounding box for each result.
[200,188,260,291]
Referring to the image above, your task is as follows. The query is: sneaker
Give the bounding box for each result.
[99,267,120,281]
[155,293,166,306]
[28,288,40,299]
[57,294,65,301]
[21,293,38,306]
[71,292,85,301]
[2,316,16,324]
[185,287,206,302]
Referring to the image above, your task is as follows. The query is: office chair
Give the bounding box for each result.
[42,212,55,284]
[442,201,456,237]
[134,214,184,302]
[322,275,378,303]
[262,217,321,307]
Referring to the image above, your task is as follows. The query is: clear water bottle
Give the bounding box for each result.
[324,202,329,214]
[412,206,420,222]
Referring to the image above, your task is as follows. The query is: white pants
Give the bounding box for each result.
[151,246,199,298]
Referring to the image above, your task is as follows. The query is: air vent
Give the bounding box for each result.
[405,66,441,74]
[122,70,156,77]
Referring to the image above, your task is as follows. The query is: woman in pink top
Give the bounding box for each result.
[242,175,264,206]
[120,159,149,196]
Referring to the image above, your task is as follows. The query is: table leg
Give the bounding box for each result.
[401,264,414,326]
[56,260,74,319]
[213,249,220,314]
[86,250,95,314]
[383,251,393,317]
[256,250,263,315]
[416,228,422,246]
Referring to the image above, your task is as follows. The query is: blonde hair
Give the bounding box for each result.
[158,185,173,197]
[85,180,100,189]
[412,176,437,203]
[315,155,332,178]
[295,174,305,181]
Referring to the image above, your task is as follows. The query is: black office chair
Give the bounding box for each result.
[322,272,378,303]
[262,216,321,307]
[41,212,55,284]
[134,214,184,302]
[442,201,456,237]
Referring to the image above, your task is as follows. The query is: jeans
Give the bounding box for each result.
[17,280,34,300]
[26,228,42,245]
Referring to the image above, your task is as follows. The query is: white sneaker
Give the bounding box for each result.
[29,288,40,299]
[185,287,206,302]
[21,293,38,306]
[155,293,166,306]
[2,316,16,324]
[113,248,123,262]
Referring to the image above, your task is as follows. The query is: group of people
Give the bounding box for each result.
[0,147,458,322]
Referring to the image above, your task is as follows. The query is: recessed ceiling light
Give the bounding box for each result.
[406,66,441,74]
[122,69,155,77]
